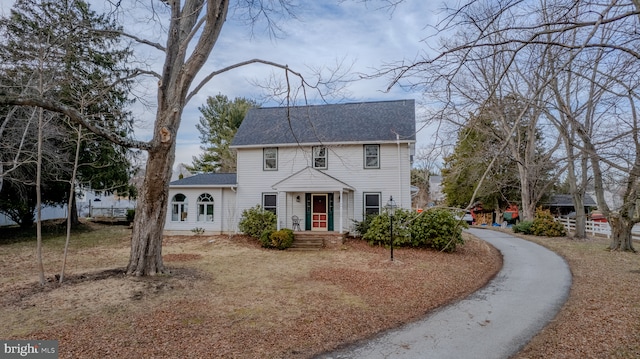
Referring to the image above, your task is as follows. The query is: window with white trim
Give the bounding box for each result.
[263,193,277,214]
[197,193,214,222]
[171,193,188,221]
[364,144,380,169]
[263,148,278,170]
[363,193,381,215]
[313,146,327,169]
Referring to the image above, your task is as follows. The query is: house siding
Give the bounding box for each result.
[235,142,412,233]
[164,187,237,235]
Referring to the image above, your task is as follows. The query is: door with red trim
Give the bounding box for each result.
[311,194,328,231]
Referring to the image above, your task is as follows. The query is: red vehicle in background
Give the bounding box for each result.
[503,204,519,225]
[591,210,607,223]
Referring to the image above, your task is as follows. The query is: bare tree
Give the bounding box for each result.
[377,0,640,248]
[1,0,345,275]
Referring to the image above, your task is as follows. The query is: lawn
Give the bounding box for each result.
[0,221,500,358]
[4,222,637,358]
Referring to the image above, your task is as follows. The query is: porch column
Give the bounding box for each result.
[339,190,344,234]
[277,191,284,230]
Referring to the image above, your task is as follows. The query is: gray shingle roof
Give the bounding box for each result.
[230,99,416,147]
[170,173,237,186]
[545,194,597,207]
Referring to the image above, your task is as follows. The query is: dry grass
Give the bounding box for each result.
[3,223,637,358]
[0,222,500,358]
[511,232,640,359]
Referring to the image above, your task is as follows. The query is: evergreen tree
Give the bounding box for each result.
[442,112,520,210]
[188,94,258,173]
[0,0,135,227]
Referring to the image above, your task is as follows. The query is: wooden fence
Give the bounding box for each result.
[556,217,640,241]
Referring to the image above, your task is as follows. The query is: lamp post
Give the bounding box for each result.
[385,196,397,261]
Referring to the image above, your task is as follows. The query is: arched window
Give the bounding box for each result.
[171,193,188,222]
[197,193,214,222]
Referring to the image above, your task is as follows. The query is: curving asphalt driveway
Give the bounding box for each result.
[316,228,572,359]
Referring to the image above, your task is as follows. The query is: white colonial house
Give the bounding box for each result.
[164,99,416,235]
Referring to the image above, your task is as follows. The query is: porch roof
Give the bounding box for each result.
[271,167,354,192]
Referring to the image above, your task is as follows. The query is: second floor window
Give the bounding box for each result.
[313,146,327,169]
[264,148,277,170]
[364,144,380,169]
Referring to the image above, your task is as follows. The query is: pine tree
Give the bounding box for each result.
[188,94,258,173]
[0,0,136,227]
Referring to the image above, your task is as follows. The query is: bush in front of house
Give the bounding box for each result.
[410,208,466,252]
[352,214,376,237]
[238,205,276,238]
[531,208,566,237]
[362,208,413,247]
[360,208,465,252]
[259,228,294,250]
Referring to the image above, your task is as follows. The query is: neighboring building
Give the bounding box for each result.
[543,194,597,218]
[164,99,416,235]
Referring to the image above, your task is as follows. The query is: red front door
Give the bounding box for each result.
[311,194,328,231]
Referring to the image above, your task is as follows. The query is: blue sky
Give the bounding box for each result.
[1,1,448,170]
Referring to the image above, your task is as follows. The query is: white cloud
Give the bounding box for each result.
[0,0,447,170]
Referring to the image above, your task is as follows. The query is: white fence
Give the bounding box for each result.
[556,217,640,241]
[89,207,129,219]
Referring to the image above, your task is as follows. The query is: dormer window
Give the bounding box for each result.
[313,146,327,169]
[263,147,278,170]
[364,144,380,169]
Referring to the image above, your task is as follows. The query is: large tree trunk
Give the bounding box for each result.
[609,213,636,252]
[126,131,176,276]
[126,0,227,276]
[518,166,536,221]
[572,193,587,239]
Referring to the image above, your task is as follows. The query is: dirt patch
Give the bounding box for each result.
[163,253,202,262]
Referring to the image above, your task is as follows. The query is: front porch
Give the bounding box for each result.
[272,167,356,234]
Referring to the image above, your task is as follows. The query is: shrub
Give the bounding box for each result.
[531,208,566,237]
[512,220,533,235]
[411,208,466,252]
[352,214,376,237]
[259,228,294,250]
[238,205,277,238]
[362,208,465,252]
[259,229,275,247]
[362,209,413,247]
[191,227,205,235]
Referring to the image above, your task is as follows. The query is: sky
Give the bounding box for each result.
[0,1,450,172]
